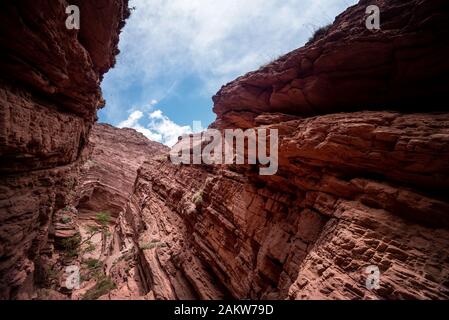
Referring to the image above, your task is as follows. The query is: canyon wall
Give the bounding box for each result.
[0,1,130,299]
[115,0,449,300]
[69,124,166,300]
[1,0,448,300]
[75,124,168,221]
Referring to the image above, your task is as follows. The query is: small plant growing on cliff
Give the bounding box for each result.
[81,212,112,246]
[61,234,81,258]
[81,258,104,282]
[87,225,100,234]
[192,190,203,208]
[97,212,112,239]
[36,264,59,287]
[84,258,103,270]
[83,240,96,253]
[96,212,111,226]
[60,215,71,224]
[307,23,332,45]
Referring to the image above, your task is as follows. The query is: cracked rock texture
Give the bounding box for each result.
[68,124,167,300]
[120,112,449,299]
[0,0,130,299]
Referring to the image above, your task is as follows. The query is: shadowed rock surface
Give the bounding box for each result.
[69,124,167,300]
[75,124,168,221]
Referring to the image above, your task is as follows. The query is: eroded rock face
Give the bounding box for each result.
[123,111,449,299]
[1,0,449,301]
[118,0,449,300]
[67,124,167,300]
[212,0,449,129]
[0,1,129,299]
[75,124,168,220]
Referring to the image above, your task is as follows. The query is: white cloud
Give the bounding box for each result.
[126,99,160,114]
[118,108,192,147]
[102,0,357,124]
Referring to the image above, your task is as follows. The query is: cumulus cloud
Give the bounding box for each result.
[118,108,192,147]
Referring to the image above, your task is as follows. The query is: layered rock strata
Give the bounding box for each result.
[1,0,449,301]
[75,124,168,221]
[0,1,130,299]
[212,0,449,129]
[115,0,449,300]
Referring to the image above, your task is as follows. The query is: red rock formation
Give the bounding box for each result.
[67,124,167,300]
[123,111,449,299]
[1,0,449,301]
[116,0,449,300]
[75,124,168,221]
[212,0,449,128]
[0,1,130,299]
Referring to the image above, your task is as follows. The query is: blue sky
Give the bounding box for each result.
[99,0,357,146]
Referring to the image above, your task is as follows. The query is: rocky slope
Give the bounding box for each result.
[113,0,449,300]
[0,1,130,299]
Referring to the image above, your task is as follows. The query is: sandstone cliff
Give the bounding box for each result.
[212,0,449,129]
[112,0,449,300]
[75,124,168,221]
[0,1,130,299]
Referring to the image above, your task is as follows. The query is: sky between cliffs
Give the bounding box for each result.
[99,0,357,147]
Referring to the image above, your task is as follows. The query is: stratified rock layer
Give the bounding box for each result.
[1,0,449,301]
[124,111,449,299]
[118,0,449,300]
[75,124,168,220]
[212,0,449,129]
[0,1,129,299]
